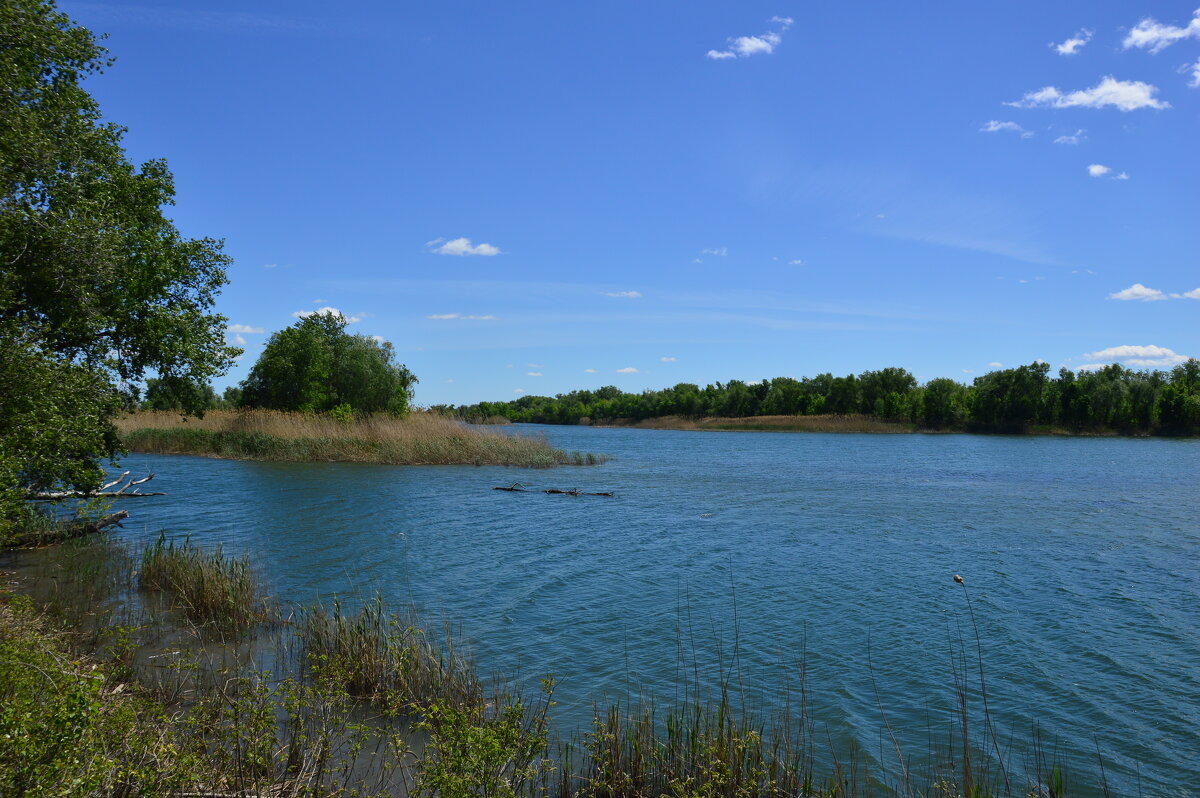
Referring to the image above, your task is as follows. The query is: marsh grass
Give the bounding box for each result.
[297,594,484,713]
[139,533,270,637]
[117,409,608,467]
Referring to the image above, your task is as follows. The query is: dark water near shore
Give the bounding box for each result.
[10,427,1200,794]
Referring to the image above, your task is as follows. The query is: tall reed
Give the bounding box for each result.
[117,409,608,467]
[297,594,483,713]
[139,533,268,636]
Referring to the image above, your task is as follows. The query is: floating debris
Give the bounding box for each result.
[493,482,614,497]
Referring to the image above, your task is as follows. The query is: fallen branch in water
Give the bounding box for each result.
[27,473,165,500]
[493,484,614,497]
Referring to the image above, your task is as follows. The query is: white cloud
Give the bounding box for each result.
[707,16,790,60]
[426,312,497,320]
[788,259,805,266]
[1051,29,1093,55]
[262,263,277,269]
[962,369,975,374]
[1054,129,1085,144]
[1183,288,1200,299]
[527,363,542,368]
[227,324,265,334]
[312,298,327,304]
[371,335,386,343]
[526,371,543,377]
[1189,57,1200,87]
[583,368,598,373]
[615,367,640,374]
[988,361,1004,368]
[1084,344,1191,367]
[700,247,728,256]
[1007,76,1170,111]
[293,306,363,323]
[1115,171,1130,180]
[1108,283,1167,301]
[980,120,1033,138]
[1123,9,1200,53]
[513,389,526,394]
[226,332,247,346]
[660,356,678,362]
[445,378,454,383]
[1088,163,1111,177]
[605,290,642,298]
[426,237,501,256]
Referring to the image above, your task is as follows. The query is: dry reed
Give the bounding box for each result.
[117,409,606,467]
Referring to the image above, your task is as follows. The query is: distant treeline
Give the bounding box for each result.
[443,361,1200,435]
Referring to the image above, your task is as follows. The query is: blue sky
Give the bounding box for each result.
[63,1,1199,405]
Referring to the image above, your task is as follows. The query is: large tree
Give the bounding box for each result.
[239,312,416,415]
[0,0,237,534]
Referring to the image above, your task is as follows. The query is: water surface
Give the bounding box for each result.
[12,427,1198,794]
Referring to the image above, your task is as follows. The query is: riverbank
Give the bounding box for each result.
[595,413,916,433]
[1,531,1107,797]
[117,410,606,467]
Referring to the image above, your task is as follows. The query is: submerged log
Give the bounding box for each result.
[493,482,613,496]
[27,473,165,500]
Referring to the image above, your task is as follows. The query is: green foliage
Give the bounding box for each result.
[414,684,553,798]
[239,312,417,414]
[453,360,1200,436]
[140,376,218,413]
[0,0,237,534]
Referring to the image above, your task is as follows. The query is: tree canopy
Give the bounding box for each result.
[238,312,416,415]
[0,0,237,534]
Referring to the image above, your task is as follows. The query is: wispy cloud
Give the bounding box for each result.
[788,259,805,266]
[1054,129,1085,144]
[61,3,321,34]
[700,247,729,256]
[513,388,526,394]
[1006,76,1169,111]
[426,312,497,320]
[227,324,265,334]
[1189,57,1200,88]
[426,237,501,256]
[660,356,678,362]
[707,16,792,60]
[583,368,597,373]
[1084,344,1192,367]
[262,263,278,269]
[526,371,543,377]
[988,361,1004,368]
[615,367,640,374]
[1123,9,1200,53]
[293,306,362,323]
[1051,29,1093,55]
[980,120,1033,138]
[1088,163,1111,177]
[605,291,643,298]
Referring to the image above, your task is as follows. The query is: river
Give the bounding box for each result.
[11,426,1199,794]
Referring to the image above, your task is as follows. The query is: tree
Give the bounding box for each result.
[0,0,237,535]
[141,377,218,412]
[239,312,416,414]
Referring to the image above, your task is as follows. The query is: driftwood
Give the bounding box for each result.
[27,472,165,501]
[493,482,614,497]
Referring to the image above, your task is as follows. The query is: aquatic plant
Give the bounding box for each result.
[138,533,268,636]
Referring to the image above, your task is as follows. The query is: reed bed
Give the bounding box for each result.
[139,533,268,636]
[297,594,484,713]
[117,409,606,467]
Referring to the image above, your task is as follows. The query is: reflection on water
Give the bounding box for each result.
[5,428,1197,796]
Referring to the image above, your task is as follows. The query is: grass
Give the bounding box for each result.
[118,409,608,467]
[297,594,483,712]
[139,533,270,636]
[603,414,916,434]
